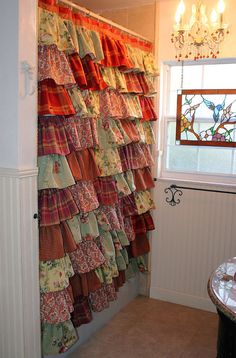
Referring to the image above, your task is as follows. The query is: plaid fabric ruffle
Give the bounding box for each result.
[130,233,150,257]
[143,211,155,231]
[118,193,138,217]
[94,176,118,206]
[70,272,102,298]
[113,270,126,290]
[137,73,150,95]
[71,296,93,328]
[39,222,77,261]
[118,142,151,171]
[82,55,108,91]
[101,35,133,69]
[139,96,157,122]
[39,188,79,226]
[67,148,101,181]
[38,79,76,116]
[132,167,155,191]
[131,211,156,235]
[68,53,87,88]
[38,117,70,156]
[124,72,143,94]
[119,118,140,143]
[38,116,99,156]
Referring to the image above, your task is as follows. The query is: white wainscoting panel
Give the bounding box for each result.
[0,168,41,358]
[150,180,236,312]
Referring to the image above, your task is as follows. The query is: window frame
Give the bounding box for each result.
[157,59,236,187]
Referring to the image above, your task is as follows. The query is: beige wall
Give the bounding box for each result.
[100,3,156,42]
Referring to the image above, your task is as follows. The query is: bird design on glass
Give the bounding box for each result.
[201,95,226,123]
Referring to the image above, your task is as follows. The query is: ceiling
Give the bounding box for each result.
[74,0,156,12]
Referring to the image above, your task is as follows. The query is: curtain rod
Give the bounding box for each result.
[58,0,152,43]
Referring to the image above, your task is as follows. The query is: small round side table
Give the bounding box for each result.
[208,257,236,358]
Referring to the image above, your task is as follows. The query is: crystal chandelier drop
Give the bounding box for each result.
[171,0,229,60]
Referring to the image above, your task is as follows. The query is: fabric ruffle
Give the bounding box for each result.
[39,187,79,226]
[114,170,135,197]
[119,118,140,143]
[134,190,155,215]
[77,27,104,62]
[96,116,130,148]
[82,55,108,91]
[40,254,74,293]
[68,181,99,213]
[89,283,117,312]
[143,51,159,76]
[82,90,100,117]
[38,7,75,53]
[118,142,152,171]
[68,53,88,88]
[124,216,135,242]
[38,44,76,85]
[38,116,98,156]
[38,79,76,116]
[67,148,100,181]
[79,212,99,238]
[69,238,106,274]
[98,230,119,278]
[70,271,102,298]
[101,35,133,69]
[39,222,77,261]
[100,67,127,92]
[141,121,156,144]
[71,296,93,328]
[139,96,157,122]
[124,72,143,94]
[94,176,118,206]
[37,4,156,354]
[99,89,130,119]
[131,211,155,234]
[94,147,123,176]
[118,193,138,217]
[123,94,143,119]
[132,167,155,191]
[59,6,80,53]
[40,285,74,324]
[38,154,75,190]
[130,233,150,257]
[99,205,122,231]
[66,86,88,116]
[126,45,145,73]
[41,319,77,355]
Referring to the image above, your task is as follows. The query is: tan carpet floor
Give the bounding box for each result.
[70,296,218,358]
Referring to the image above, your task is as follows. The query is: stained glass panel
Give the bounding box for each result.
[176,89,236,147]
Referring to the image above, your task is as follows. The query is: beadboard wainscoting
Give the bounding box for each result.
[150,180,236,312]
[0,168,41,358]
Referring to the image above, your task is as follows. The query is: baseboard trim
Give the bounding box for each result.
[150,286,216,313]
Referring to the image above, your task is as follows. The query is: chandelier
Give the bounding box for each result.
[171,0,229,60]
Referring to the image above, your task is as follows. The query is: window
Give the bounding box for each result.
[159,60,236,185]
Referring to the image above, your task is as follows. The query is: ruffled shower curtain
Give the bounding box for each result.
[37,0,158,354]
